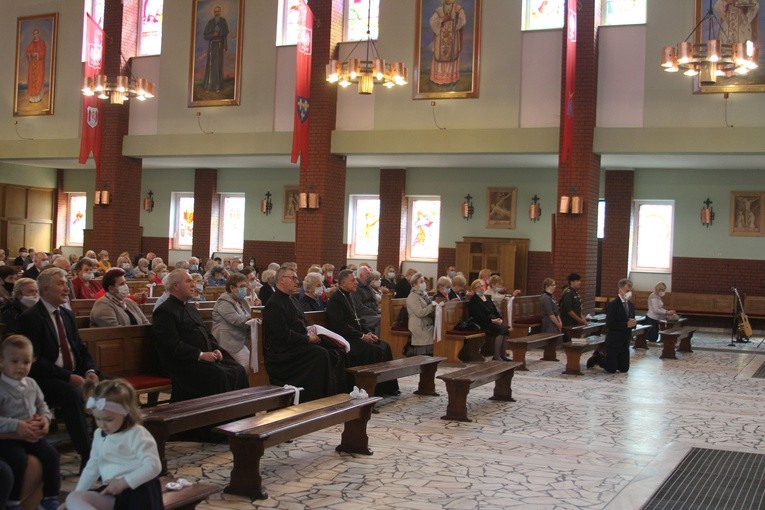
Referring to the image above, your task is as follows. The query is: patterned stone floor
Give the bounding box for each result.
[58,330,765,509]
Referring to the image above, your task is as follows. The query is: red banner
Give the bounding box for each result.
[79,15,104,178]
[291,0,313,167]
[560,1,576,166]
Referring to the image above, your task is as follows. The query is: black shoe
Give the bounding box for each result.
[586,357,595,369]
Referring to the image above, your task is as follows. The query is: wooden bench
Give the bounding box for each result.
[345,355,446,399]
[70,299,96,317]
[630,324,653,349]
[563,321,605,339]
[660,317,688,330]
[632,290,734,325]
[437,360,523,421]
[161,476,221,510]
[506,332,564,370]
[438,300,486,366]
[562,336,605,375]
[379,293,410,359]
[143,385,298,473]
[79,324,171,406]
[659,326,697,359]
[215,393,381,500]
[507,294,543,338]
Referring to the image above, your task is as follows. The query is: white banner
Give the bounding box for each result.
[506,296,515,329]
[247,318,261,373]
[433,302,444,342]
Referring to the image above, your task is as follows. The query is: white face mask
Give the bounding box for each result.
[40,260,49,268]
[326,272,333,278]
[82,271,94,280]
[387,272,395,279]
[313,287,323,298]
[195,283,204,292]
[116,284,130,299]
[20,295,39,308]
[237,263,244,271]
[121,263,131,270]
[418,282,427,292]
[371,280,381,289]
[658,290,665,297]
[624,291,633,301]
[444,287,451,295]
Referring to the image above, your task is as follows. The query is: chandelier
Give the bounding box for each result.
[81,57,155,104]
[326,3,407,94]
[660,1,758,84]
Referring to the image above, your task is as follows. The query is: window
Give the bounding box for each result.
[276,0,302,46]
[219,193,246,251]
[66,193,87,246]
[346,0,379,41]
[172,193,194,249]
[138,0,164,55]
[406,197,441,261]
[522,0,564,31]
[349,196,380,258]
[597,199,605,239]
[601,0,646,26]
[82,0,105,62]
[631,201,674,272]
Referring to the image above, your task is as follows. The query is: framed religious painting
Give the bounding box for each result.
[729,191,765,236]
[188,0,244,106]
[693,0,765,93]
[413,0,481,99]
[14,13,58,116]
[486,187,517,229]
[283,186,299,222]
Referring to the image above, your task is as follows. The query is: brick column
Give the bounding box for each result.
[295,0,347,274]
[377,169,406,271]
[91,0,142,257]
[600,170,634,290]
[192,169,218,259]
[553,0,601,311]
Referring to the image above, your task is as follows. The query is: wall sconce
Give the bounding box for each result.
[529,194,541,222]
[299,192,320,209]
[461,193,474,220]
[143,190,154,212]
[94,189,110,206]
[701,197,715,227]
[558,190,583,215]
[261,191,273,215]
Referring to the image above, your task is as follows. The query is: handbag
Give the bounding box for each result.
[454,319,481,331]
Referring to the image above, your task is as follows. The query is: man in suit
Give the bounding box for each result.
[600,278,637,374]
[21,251,49,280]
[152,269,248,402]
[17,267,99,469]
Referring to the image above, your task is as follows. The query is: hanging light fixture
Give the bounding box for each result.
[660,0,758,84]
[326,2,407,95]
[701,197,715,227]
[82,56,156,104]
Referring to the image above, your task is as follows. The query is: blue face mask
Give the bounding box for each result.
[236,287,248,300]
[190,264,199,271]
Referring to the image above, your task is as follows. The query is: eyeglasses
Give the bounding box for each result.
[281,275,298,282]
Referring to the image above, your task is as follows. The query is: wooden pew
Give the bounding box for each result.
[79,324,171,406]
[161,476,221,510]
[437,360,522,422]
[215,394,381,500]
[507,295,543,338]
[345,355,445,399]
[203,286,226,301]
[379,293,411,359]
[70,299,96,317]
[630,324,653,349]
[562,336,605,375]
[563,322,605,339]
[436,300,485,366]
[143,385,298,473]
[659,326,697,359]
[506,332,564,370]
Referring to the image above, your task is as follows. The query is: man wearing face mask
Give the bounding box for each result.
[351,266,381,335]
[22,251,50,280]
[188,256,204,276]
[598,278,637,374]
[12,248,28,268]
[89,268,149,327]
[231,257,245,273]
[1,278,39,334]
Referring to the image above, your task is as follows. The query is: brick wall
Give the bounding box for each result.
[192,169,217,259]
[673,257,765,296]
[437,247,456,278]
[378,169,406,271]
[528,251,553,294]
[246,240,296,268]
[600,170,634,289]
[141,237,170,262]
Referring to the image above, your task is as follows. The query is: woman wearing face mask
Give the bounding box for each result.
[189,273,207,302]
[468,279,511,361]
[72,258,102,299]
[540,278,562,334]
[406,272,436,356]
[381,265,397,292]
[90,268,149,327]
[116,255,137,279]
[0,278,39,334]
[645,281,675,342]
[0,266,18,305]
[299,272,326,312]
[322,263,335,287]
[149,264,168,285]
[212,273,252,369]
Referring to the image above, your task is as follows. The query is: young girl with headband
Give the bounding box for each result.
[65,379,163,509]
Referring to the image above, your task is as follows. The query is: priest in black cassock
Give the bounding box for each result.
[326,269,399,396]
[263,266,347,402]
[152,269,248,402]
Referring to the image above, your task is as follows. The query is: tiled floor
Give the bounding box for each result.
[58,331,765,509]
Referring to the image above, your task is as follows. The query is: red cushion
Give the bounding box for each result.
[125,374,171,390]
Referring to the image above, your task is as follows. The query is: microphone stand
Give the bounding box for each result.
[729,286,738,347]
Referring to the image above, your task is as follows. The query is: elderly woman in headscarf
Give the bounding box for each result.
[406,272,437,356]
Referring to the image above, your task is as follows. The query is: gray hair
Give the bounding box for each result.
[303,272,323,291]
[369,270,381,281]
[618,278,633,289]
[337,269,355,284]
[73,257,97,272]
[261,269,276,284]
[174,260,189,269]
[12,278,37,298]
[410,272,424,285]
[267,262,281,272]
[37,267,67,291]
[437,276,452,288]
[166,268,189,290]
